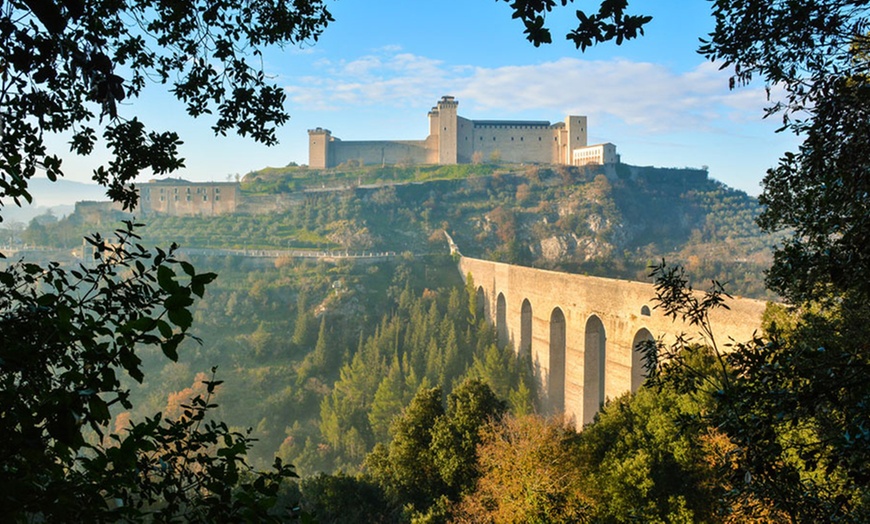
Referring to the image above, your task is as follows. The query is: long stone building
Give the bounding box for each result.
[136,179,240,216]
[309,96,617,169]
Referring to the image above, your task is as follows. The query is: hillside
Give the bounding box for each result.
[12,163,778,299]
[2,162,780,475]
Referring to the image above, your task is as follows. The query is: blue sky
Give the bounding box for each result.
[56,0,799,197]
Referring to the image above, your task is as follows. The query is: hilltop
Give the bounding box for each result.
[15,162,777,299]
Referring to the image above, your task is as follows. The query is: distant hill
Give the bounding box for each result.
[2,178,108,224]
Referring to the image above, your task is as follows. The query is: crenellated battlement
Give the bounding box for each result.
[307,96,616,169]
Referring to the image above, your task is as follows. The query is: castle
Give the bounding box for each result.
[308,96,617,169]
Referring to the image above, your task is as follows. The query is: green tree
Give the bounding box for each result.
[646,262,870,522]
[579,348,724,524]
[493,0,651,50]
[698,1,870,303]
[293,291,319,349]
[430,378,507,499]
[0,0,332,210]
[293,472,399,524]
[0,0,335,518]
[365,386,447,515]
[369,356,407,443]
[0,225,298,520]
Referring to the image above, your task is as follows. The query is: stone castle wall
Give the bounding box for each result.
[330,139,433,167]
[459,121,562,163]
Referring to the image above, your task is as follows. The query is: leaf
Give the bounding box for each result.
[179,260,195,276]
[157,264,177,292]
[88,396,111,424]
[161,335,182,362]
[168,306,193,331]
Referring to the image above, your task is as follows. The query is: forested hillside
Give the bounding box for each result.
[117,253,534,476]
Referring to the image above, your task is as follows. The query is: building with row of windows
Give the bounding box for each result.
[136,179,239,216]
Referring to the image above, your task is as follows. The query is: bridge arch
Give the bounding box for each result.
[549,307,566,414]
[631,328,654,392]
[583,315,606,424]
[496,293,507,346]
[520,298,532,356]
[475,286,486,321]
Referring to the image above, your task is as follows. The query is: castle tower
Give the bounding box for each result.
[308,128,332,169]
[428,106,440,137]
[563,116,588,164]
[436,96,458,164]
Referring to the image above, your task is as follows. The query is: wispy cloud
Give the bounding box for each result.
[284,48,772,135]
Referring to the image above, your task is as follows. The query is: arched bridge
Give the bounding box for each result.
[458,256,767,427]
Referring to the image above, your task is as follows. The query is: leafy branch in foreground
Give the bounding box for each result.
[643,261,870,523]
[0,0,333,211]
[0,222,300,521]
[498,0,652,50]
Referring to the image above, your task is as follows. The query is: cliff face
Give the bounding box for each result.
[351,165,774,298]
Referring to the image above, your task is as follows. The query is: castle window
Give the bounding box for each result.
[539,137,542,141]
[493,137,496,141]
[480,136,483,141]
[186,187,191,193]
[174,188,178,193]
[520,137,524,141]
[215,196,220,201]
[215,188,220,194]
[160,196,165,201]
[174,195,178,201]
[511,137,514,141]
[186,195,191,202]
[203,195,208,201]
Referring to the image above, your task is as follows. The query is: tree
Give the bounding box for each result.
[453,414,589,524]
[677,3,870,520]
[365,386,447,515]
[430,378,506,499]
[0,0,335,518]
[698,1,870,303]
[293,472,399,524]
[645,262,870,522]
[0,224,299,520]
[578,349,726,524]
[495,0,651,50]
[365,379,506,521]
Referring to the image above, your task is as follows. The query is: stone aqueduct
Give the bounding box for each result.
[458,256,767,427]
